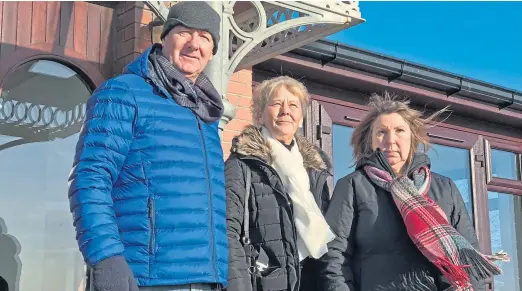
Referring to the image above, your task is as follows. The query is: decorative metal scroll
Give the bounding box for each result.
[143,1,364,130]
[0,98,86,150]
[225,1,364,75]
[145,0,363,82]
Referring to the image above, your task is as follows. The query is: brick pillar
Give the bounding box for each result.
[222,69,253,160]
[114,1,155,74]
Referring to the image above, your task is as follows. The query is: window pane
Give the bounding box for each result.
[333,124,355,184]
[0,60,91,291]
[491,149,519,180]
[427,144,473,217]
[488,192,522,291]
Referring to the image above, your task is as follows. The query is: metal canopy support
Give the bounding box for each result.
[144,1,364,133]
[144,1,169,21]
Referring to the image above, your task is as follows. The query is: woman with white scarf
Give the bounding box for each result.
[225,76,335,291]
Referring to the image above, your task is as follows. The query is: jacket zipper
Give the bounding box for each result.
[197,118,218,280]
[242,158,301,279]
[148,196,156,255]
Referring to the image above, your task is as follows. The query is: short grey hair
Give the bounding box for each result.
[251,76,310,126]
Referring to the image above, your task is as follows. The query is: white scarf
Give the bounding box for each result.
[261,127,335,261]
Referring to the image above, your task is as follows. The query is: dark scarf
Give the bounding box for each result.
[364,165,508,290]
[148,45,224,123]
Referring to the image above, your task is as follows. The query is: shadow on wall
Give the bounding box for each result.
[0,217,21,291]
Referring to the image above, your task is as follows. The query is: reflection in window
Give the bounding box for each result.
[0,59,91,291]
[491,149,519,180]
[427,144,473,217]
[333,124,355,184]
[488,192,522,291]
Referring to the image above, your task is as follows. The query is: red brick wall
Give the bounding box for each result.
[222,69,254,159]
[115,1,181,74]
[114,1,154,74]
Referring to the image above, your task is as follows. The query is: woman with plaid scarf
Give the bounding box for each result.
[317,93,508,291]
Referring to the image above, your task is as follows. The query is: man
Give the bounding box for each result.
[68,2,227,291]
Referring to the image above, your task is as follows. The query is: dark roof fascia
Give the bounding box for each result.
[290,39,522,112]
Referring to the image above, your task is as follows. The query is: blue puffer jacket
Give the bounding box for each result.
[68,46,228,287]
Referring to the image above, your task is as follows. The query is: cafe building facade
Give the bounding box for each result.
[0,1,521,291]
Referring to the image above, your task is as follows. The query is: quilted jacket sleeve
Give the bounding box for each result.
[68,80,137,267]
[317,177,355,291]
[225,157,253,291]
[449,179,486,291]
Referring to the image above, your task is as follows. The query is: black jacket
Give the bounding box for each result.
[225,126,331,291]
[317,151,485,291]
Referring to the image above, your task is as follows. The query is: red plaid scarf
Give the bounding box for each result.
[364,165,503,291]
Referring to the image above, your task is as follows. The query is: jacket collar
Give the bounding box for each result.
[124,44,173,99]
[358,149,431,177]
[230,125,330,171]
[124,44,155,79]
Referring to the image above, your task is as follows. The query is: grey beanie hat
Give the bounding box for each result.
[161,2,221,55]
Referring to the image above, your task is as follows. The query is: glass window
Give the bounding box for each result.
[488,192,522,291]
[491,149,519,180]
[0,59,91,291]
[427,144,473,217]
[332,124,356,184]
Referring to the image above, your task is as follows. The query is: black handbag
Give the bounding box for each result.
[241,166,259,291]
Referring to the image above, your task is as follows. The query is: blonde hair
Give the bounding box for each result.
[351,91,449,167]
[251,76,310,126]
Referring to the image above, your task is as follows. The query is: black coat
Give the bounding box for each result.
[317,152,485,291]
[225,126,331,291]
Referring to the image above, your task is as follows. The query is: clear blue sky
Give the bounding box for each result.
[328,1,522,91]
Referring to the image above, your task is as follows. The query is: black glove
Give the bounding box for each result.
[91,256,139,291]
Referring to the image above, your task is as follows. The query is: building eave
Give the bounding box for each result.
[255,39,522,128]
[292,39,522,111]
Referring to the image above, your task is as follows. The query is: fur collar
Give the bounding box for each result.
[230,125,330,171]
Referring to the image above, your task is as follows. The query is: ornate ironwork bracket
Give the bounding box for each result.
[226,1,364,74]
[145,1,364,132]
[144,1,169,22]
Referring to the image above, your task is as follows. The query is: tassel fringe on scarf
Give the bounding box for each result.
[364,165,509,291]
